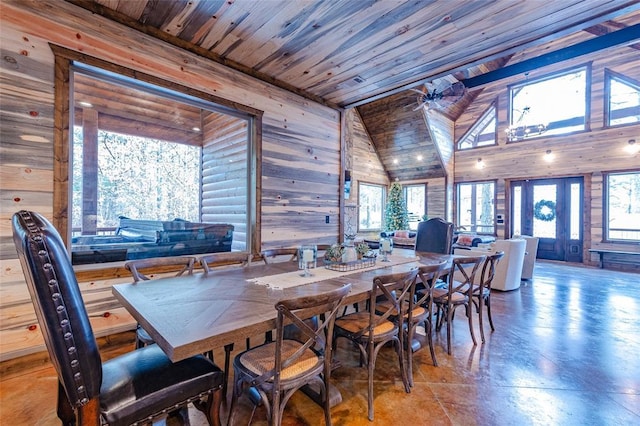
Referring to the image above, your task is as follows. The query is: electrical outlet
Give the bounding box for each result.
[325,215,330,223]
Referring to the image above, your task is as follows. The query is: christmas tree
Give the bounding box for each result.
[384,182,409,231]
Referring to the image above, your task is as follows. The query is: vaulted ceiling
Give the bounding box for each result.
[68,0,640,181]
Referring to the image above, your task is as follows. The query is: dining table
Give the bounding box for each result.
[111,248,455,405]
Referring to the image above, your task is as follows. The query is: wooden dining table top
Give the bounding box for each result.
[112,249,455,362]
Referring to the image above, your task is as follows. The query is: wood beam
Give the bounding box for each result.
[462,23,640,89]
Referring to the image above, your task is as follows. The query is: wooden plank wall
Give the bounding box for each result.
[344,108,389,239]
[0,1,341,360]
[454,40,640,267]
[201,112,249,251]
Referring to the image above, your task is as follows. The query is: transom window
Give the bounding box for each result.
[507,66,588,142]
[605,70,640,127]
[457,181,495,235]
[458,102,497,150]
[604,171,640,242]
[358,182,385,232]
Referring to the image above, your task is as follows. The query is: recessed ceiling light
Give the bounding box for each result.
[393,158,398,164]
[417,155,423,161]
[79,101,93,107]
[192,127,201,132]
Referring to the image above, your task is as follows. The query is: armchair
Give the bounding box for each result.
[12,210,224,426]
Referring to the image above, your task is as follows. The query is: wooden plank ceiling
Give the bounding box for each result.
[68,0,640,181]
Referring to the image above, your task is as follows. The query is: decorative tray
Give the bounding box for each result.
[323,255,377,272]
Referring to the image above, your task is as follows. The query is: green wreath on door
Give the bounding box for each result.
[534,199,556,222]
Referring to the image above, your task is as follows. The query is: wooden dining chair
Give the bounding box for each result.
[124,256,196,349]
[471,251,505,342]
[199,251,249,274]
[408,261,448,378]
[228,283,351,426]
[432,255,486,355]
[333,269,418,421]
[12,210,224,426]
[260,247,298,264]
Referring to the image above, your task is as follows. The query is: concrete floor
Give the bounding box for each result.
[1,261,639,425]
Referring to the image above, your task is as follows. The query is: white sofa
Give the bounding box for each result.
[453,238,527,291]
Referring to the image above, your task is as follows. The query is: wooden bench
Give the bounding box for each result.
[588,249,640,269]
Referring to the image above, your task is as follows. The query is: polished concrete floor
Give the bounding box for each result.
[1,261,639,425]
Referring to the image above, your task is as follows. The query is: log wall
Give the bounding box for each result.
[454,41,640,269]
[0,1,340,360]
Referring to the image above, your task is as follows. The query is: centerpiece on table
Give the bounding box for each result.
[323,242,376,271]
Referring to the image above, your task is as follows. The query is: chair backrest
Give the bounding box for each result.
[256,283,351,387]
[12,211,102,408]
[415,218,454,254]
[476,251,505,294]
[415,261,448,306]
[260,248,298,264]
[448,255,486,295]
[365,269,419,338]
[124,256,196,282]
[199,251,249,274]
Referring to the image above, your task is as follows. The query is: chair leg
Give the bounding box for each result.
[486,296,495,331]
[56,380,75,426]
[204,388,223,426]
[367,342,375,421]
[223,343,234,399]
[467,302,477,346]
[426,318,438,367]
[446,305,453,355]
[477,297,486,343]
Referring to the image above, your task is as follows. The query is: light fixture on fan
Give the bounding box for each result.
[506,106,547,141]
[413,80,466,111]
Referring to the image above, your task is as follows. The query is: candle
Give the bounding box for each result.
[302,249,314,263]
[381,239,391,251]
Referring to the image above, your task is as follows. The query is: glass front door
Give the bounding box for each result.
[511,177,583,262]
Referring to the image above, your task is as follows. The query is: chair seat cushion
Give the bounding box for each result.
[376,301,427,321]
[432,288,466,303]
[238,340,321,381]
[335,312,396,336]
[100,344,223,426]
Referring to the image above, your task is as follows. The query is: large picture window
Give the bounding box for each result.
[65,60,258,265]
[358,182,385,232]
[507,66,588,141]
[457,181,495,234]
[605,171,640,242]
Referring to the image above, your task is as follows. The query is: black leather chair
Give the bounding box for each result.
[12,210,224,426]
[414,217,455,254]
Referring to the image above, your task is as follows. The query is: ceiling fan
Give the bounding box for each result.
[412,80,467,111]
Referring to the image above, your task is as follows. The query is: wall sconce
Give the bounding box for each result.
[476,158,485,169]
[625,139,639,155]
[544,149,555,162]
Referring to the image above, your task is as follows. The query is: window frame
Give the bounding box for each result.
[456,180,497,235]
[403,183,427,230]
[457,100,498,150]
[357,181,386,232]
[52,45,263,265]
[506,64,591,143]
[604,69,640,128]
[603,169,640,244]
